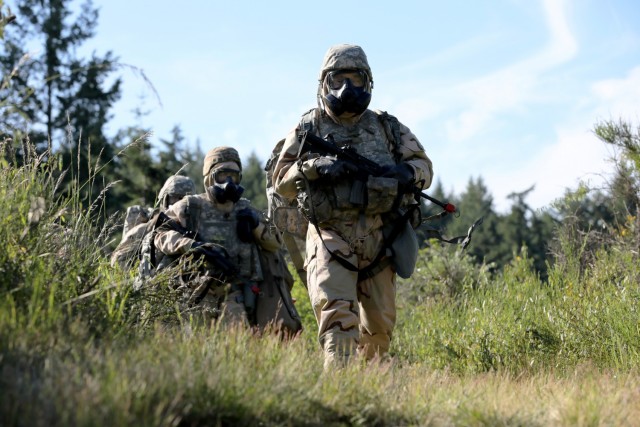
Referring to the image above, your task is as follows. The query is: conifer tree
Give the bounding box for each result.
[241,151,267,213]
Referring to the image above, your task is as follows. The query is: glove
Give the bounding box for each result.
[188,241,237,276]
[314,158,358,182]
[236,208,260,243]
[189,241,217,255]
[382,163,414,193]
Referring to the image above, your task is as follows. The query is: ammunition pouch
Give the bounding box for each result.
[300,175,400,224]
[297,187,333,225]
[366,175,398,215]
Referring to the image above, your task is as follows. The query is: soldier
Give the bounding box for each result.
[110,175,196,269]
[154,146,284,327]
[272,44,433,368]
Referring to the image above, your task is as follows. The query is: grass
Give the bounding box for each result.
[3,324,639,426]
[1,136,639,426]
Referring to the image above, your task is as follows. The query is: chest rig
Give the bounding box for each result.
[184,195,263,282]
[298,108,405,225]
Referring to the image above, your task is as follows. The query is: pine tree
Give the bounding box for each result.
[0,0,122,218]
[110,121,160,209]
[1,0,120,152]
[181,137,204,194]
[157,125,188,177]
[444,177,501,266]
[241,151,267,213]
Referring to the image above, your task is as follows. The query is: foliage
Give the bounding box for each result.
[0,0,121,151]
[0,135,133,336]
[2,3,640,423]
[241,150,268,213]
[1,120,640,425]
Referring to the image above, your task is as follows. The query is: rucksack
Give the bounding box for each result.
[133,210,170,290]
[111,205,154,269]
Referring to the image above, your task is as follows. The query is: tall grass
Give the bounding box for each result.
[1,134,639,426]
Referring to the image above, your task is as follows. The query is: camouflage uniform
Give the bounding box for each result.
[154,147,281,327]
[110,176,196,269]
[273,44,433,367]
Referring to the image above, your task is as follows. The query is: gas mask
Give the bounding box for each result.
[323,69,372,116]
[208,167,244,204]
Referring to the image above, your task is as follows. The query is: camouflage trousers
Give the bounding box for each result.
[305,225,396,369]
[179,276,249,328]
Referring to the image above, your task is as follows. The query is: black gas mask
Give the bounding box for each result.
[323,69,371,116]
[209,167,244,203]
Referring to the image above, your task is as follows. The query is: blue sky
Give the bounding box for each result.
[66,0,640,211]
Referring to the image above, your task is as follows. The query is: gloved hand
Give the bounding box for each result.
[189,241,218,255]
[236,208,260,243]
[382,163,414,192]
[314,157,358,182]
[188,241,237,276]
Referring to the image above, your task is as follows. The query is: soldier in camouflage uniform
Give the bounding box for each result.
[273,44,433,368]
[154,146,281,326]
[110,175,196,269]
[135,175,198,280]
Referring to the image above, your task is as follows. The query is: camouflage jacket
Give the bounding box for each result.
[154,194,280,281]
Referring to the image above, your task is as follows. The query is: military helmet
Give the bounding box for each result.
[203,146,242,177]
[158,175,196,208]
[318,44,373,117]
[318,44,372,82]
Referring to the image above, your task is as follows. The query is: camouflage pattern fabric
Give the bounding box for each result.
[158,175,197,207]
[110,221,149,268]
[154,193,281,327]
[122,205,151,236]
[203,146,242,177]
[318,44,372,81]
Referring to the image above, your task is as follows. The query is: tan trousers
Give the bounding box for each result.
[305,226,396,368]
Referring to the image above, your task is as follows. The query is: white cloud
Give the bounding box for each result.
[488,127,611,212]
[591,65,640,121]
[443,0,578,142]
[485,64,640,212]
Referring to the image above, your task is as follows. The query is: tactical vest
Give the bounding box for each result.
[183,195,264,282]
[297,108,404,225]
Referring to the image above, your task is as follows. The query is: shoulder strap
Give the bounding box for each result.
[184,196,201,236]
[374,109,403,164]
[144,210,163,267]
[299,107,317,134]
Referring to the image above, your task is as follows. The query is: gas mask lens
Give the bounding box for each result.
[211,167,241,185]
[326,70,368,90]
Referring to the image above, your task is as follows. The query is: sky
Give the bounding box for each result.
[63,0,640,212]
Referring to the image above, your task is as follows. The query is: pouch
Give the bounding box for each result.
[389,219,419,279]
[366,175,398,215]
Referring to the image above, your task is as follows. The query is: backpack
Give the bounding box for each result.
[111,205,153,269]
[122,205,152,236]
[133,210,171,290]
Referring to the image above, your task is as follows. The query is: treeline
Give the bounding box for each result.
[1,0,638,280]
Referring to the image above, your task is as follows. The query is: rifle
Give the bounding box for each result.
[297,130,457,215]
